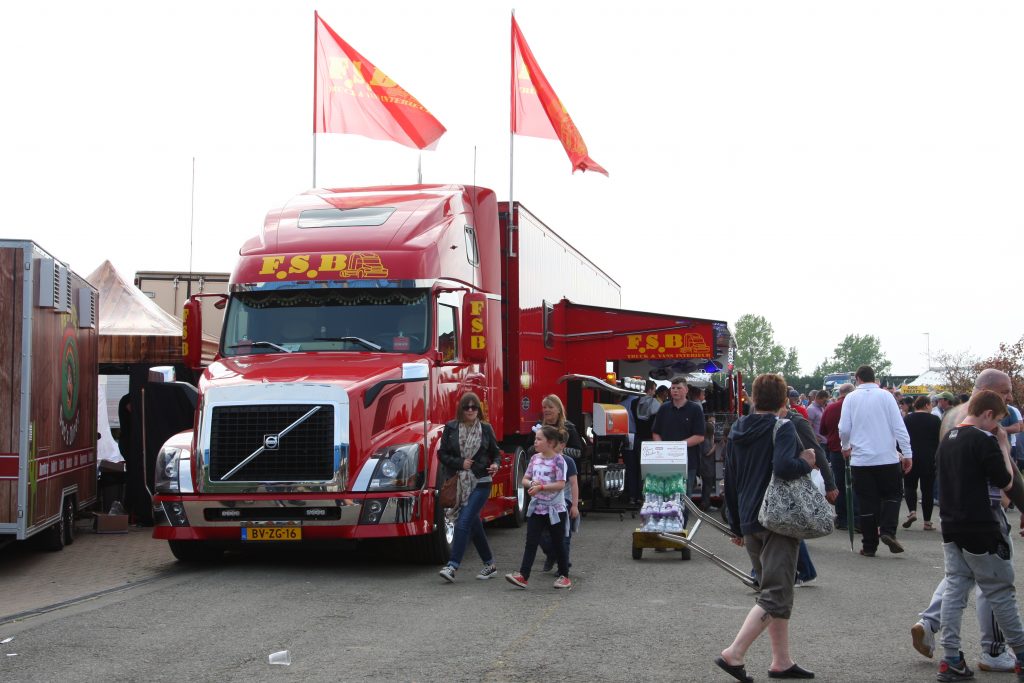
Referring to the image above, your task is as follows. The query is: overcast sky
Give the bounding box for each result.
[2,1,1021,376]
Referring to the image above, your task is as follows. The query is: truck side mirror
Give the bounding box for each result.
[182,298,204,370]
[461,293,488,364]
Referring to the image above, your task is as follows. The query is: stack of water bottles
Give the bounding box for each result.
[639,473,687,532]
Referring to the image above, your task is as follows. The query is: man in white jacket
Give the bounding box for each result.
[839,365,913,557]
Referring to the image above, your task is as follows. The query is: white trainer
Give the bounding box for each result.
[911,620,935,659]
[978,649,1017,672]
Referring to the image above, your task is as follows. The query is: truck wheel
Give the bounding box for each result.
[37,508,67,552]
[168,541,223,563]
[497,447,527,528]
[411,498,453,565]
[61,496,76,546]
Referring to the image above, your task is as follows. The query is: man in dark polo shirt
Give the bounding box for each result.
[652,375,706,526]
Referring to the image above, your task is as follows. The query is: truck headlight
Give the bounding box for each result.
[368,443,422,491]
[155,447,182,494]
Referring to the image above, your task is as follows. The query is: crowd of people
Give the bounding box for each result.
[716,365,1024,682]
[434,365,1024,682]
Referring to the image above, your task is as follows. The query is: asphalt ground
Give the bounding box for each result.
[0,508,1021,682]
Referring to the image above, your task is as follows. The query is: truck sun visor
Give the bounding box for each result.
[298,207,395,228]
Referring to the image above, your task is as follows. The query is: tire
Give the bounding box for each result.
[680,547,691,561]
[37,510,66,552]
[61,496,76,546]
[498,447,527,528]
[411,496,453,565]
[168,540,223,563]
[632,546,642,560]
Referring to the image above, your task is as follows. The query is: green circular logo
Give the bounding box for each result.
[60,332,79,422]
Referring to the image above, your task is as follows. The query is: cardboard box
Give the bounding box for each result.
[640,441,688,477]
[94,513,130,534]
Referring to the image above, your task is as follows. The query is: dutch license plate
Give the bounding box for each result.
[241,527,301,541]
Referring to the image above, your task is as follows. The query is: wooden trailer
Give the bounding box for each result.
[0,241,98,550]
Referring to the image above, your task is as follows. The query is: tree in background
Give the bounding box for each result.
[734,314,801,378]
[814,333,892,377]
[973,335,1024,406]
[933,349,979,397]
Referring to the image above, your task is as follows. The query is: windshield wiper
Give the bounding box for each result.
[227,340,292,353]
[315,336,382,351]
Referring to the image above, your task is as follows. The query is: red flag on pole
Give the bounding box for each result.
[314,13,446,150]
[511,17,607,175]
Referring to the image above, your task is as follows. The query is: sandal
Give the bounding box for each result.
[902,512,917,528]
[922,521,934,531]
[715,656,753,683]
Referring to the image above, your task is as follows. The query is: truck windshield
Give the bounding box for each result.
[221,288,430,356]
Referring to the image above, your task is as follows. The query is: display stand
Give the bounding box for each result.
[631,442,690,560]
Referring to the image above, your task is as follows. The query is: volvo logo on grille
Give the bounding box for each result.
[264,434,280,450]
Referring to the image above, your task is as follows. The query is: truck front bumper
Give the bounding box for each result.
[152,491,433,541]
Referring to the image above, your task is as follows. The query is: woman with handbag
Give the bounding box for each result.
[716,374,817,682]
[436,392,501,583]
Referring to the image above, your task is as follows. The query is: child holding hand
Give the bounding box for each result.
[506,425,572,590]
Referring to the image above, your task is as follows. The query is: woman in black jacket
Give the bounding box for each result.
[437,391,501,583]
[718,374,816,683]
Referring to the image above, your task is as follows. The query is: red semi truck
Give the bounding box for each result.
[153,185,730,562]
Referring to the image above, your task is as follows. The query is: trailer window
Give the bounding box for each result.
[222,288,430,355]
[437,304,457,362]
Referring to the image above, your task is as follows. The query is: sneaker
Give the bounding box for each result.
[439,565,456,583]
[476,564,498,580]
[912,620,935,658]
[903,512,918,528]
[937,652,973,681]
[553,575,572,590]
[978,649,1017,672]
[540,558,555,573]
[505,571,528,588]
[880,534,905,553]
[795,576,816,586]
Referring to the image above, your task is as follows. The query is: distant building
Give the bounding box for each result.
[134,271,228,341]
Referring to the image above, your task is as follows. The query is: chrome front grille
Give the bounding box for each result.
[209,404,335,481]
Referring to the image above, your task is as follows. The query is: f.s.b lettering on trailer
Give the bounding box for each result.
[625,331,713,359]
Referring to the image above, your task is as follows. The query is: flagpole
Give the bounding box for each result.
[508,9,517,258]
[312,11,318,188]
[188,156,195,277]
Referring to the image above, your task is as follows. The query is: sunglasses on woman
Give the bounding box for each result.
[462,404,479,411]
